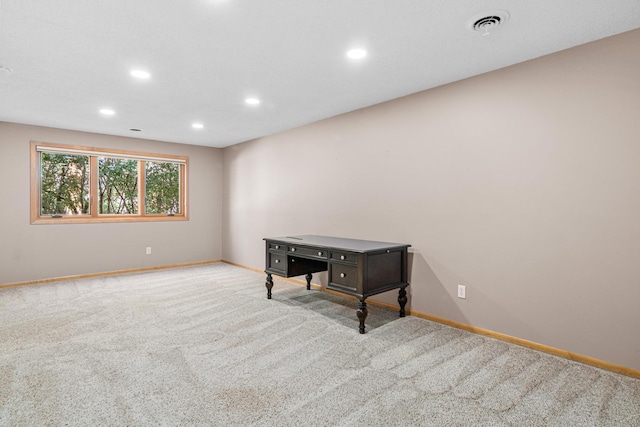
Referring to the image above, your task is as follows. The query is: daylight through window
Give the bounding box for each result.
[39,152,90,216]
[31,142,188,224]
[98,157,139,215]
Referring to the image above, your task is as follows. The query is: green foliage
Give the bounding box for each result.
[40,152,181,217]
[40,153,90,215]
[98,157,138,214]
[145,162,180,214]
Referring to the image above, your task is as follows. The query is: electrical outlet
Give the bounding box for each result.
[457,284,466,299]
[146,247,152,255]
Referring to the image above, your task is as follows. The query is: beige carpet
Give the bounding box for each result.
[1,263,639,426]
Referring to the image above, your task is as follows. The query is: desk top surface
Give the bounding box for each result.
[264,235,410,253]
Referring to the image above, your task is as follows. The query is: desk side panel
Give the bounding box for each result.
[365,250,403,291]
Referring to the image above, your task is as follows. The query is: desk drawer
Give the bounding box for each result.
[269,242,285,252]
[330,251,357,264]
[288,246,328,259]
[329,264,357,292]
[268,252,286,272]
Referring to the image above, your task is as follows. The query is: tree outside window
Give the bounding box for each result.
[40,153,90,215]
[145,161,180,214]
[98,157,139,214]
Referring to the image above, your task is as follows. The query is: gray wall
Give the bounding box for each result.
[222,29,640,370]
[0,122,223,284]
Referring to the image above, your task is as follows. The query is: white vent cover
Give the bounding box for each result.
[468,10,510,35]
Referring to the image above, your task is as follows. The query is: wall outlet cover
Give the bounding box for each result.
[457,284,466,299]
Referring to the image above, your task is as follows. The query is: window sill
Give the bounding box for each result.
[31,215,188,225]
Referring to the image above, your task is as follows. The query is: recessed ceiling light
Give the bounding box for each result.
[192,123,204,129]
[346,48,367,59]
[130,69,150,79]
[245,98,260,105]
[100,108,115,116]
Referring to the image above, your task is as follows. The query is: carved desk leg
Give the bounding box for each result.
[305,273,312,290]
[398,286,408,317]
[357,299,368,334]
[265,273,273,299]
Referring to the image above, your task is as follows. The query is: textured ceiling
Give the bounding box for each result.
[1,1,639,148]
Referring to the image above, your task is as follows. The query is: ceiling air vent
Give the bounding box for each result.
[468,10,509,35]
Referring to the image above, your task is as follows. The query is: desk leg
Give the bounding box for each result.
[265,273,273,299]
[398,287,407,317]
[305,273,312,290]
[357,299,368,334]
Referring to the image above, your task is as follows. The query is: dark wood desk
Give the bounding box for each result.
[263,235,410,333]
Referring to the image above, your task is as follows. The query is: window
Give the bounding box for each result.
[39,152,90,215]
[145,161,181,214]
[31,142,188,224]
[98,157,139,214]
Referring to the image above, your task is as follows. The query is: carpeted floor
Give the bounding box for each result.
[1,263,638,426]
